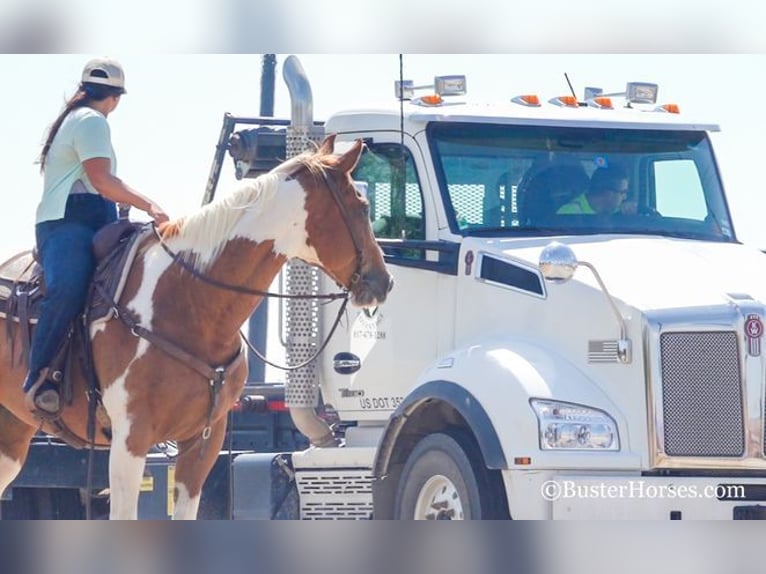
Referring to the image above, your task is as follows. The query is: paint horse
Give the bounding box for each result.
[0,135,392,519]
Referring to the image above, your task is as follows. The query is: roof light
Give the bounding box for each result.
[549,95,579,108]
[588,96,614,109]
[395,80,414,100]
[395,75,466,101]
[584,86,602,100]
[512,94,541,107]
[655,103,680,114]
[435,75,466,96]
[626,82,658,104]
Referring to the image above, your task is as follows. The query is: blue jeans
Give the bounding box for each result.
[23,194,117,390]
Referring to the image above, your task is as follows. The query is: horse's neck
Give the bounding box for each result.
[185,238,286,335]
[143,175,317,342]
[137,237,286,355]
[229,177,320,267]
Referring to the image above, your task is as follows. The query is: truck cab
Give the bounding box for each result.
[231,60,766,520]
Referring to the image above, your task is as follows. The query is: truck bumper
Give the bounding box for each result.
[503,471,766,519]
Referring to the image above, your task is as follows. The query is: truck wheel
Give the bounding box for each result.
[394,432,487,520]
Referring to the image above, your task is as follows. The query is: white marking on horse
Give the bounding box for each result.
[0,453,21,496]
[173,482,200,520]
[101,244,172,519]
[233,176,321,264]
[163,171,320,270]
[91,322,108,337]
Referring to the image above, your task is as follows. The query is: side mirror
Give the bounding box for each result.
[539,241,578,283]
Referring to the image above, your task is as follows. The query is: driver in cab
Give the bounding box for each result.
[557,163,636,216]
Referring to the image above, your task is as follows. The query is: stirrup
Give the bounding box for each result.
[24,369,62,421]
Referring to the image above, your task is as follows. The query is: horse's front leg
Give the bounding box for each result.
[0,405,37,497]
[108,421,153,520]
[172,416,228,520]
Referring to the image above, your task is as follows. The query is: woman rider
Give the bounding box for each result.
[24,57,169,415]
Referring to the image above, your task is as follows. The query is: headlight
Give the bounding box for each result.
[530,399,620,451]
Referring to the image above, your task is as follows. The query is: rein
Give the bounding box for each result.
[153,166,366,300]
[98,164,366,451]
[148,165,368,371]
[153,225,347,301]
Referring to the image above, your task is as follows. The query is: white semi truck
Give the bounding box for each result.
[218,55,766,520]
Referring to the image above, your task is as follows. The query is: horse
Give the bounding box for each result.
[0,134,393,519]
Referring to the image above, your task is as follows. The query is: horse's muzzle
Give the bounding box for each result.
[352,271,394,308]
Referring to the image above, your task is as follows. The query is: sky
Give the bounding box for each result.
[2,53,766,262]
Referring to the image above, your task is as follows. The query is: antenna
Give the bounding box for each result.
[564,72,577,99]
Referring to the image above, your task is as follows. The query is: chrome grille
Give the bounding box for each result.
[660,331,744,457]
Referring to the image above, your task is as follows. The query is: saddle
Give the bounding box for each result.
[0,220,151,437]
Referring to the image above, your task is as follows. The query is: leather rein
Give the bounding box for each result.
[111,164,365,384]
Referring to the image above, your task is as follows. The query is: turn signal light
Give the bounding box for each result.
[549,95,579,108]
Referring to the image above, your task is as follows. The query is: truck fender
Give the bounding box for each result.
[373,379,506,480]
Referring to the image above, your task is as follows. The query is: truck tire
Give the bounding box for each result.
[394,432,497,520]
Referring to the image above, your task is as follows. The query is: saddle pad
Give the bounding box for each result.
[0,251,40,323]
[0,251,38,284]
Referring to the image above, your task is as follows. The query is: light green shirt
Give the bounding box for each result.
[36,107,116,223]
[556,192,596,215]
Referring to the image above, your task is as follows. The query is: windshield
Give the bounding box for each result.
[428,122,735,242]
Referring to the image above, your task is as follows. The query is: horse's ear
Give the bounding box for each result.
[335,139,364,174]
[317,134,337,155]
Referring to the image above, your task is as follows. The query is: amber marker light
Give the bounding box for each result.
[656,103,680,114]
[512,94,541,107]
[549,95,579,107]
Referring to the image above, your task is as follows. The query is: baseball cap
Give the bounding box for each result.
[81,57,126,93]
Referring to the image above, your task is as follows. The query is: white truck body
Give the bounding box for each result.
[230,65,766,520]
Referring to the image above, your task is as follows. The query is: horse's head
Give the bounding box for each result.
[290,135,393,308]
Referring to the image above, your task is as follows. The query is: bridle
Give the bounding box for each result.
[155,164,365,300]
[95,159,370,461]
[148,162,367,370]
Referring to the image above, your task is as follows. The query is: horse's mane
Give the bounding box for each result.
[158,151,329,270]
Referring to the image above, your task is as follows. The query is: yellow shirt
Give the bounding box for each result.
[556,193,596,215]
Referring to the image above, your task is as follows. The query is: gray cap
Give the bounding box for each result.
[81,57,126,93]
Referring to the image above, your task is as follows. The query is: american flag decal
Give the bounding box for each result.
[588,340,620,363]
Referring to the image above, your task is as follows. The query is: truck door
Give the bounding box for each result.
[318,137,447,421]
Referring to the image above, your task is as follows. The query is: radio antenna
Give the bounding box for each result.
[564,72,577,99]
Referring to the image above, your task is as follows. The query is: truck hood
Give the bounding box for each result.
[489,235,766,311]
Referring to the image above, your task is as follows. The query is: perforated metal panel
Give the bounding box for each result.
[296,470,373,520]
[449,183,486,224]
[369,183,423,218]
[660,331,744,457]
[285,126,324,407]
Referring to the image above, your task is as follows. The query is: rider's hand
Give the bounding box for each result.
[146,203,170,225]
